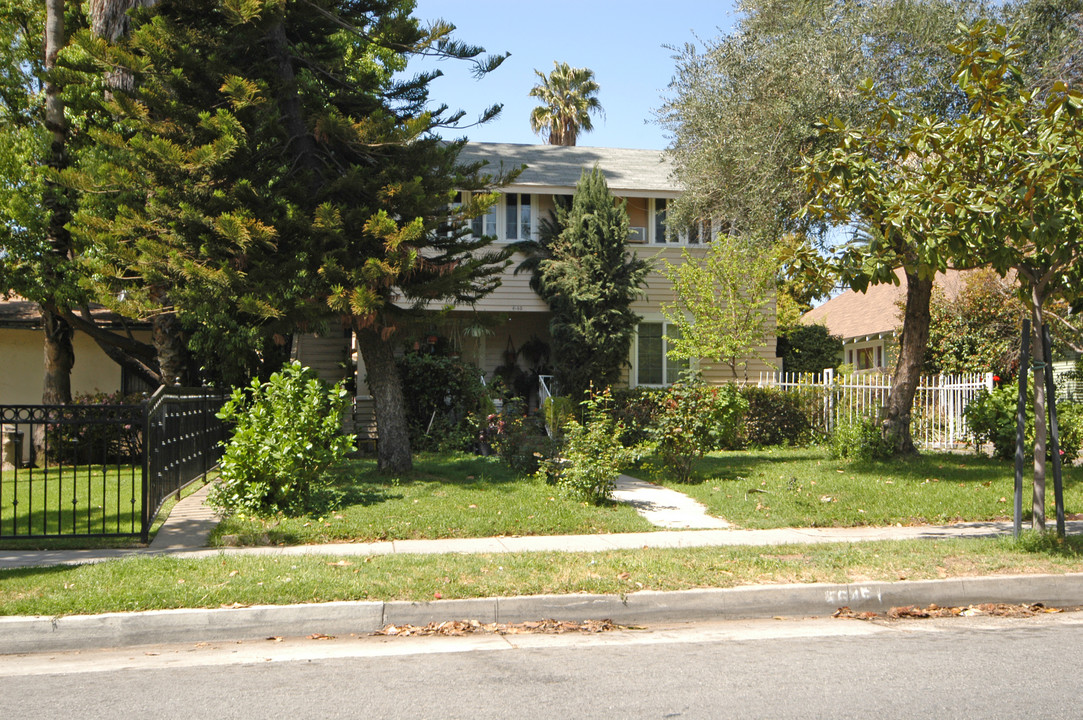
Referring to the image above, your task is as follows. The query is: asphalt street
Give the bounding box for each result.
[2,612,1080,719]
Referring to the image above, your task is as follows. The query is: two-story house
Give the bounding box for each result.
[300,142,778,422]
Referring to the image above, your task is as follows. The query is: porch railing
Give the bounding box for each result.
[538,375,556,436]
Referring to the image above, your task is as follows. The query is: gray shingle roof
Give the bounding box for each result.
[456,142,678,194]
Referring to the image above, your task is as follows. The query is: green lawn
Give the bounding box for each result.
[0,464,142,539]
[209,452,655,546]
[2,533,1081,616]
[638,446,1083,529]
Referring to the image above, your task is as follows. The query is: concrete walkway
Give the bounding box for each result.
[612,474,729,529]
[147,482,221,551]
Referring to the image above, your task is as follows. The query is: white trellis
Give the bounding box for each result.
[755,369,994,451]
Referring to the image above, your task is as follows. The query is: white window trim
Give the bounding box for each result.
[468,192,536,243]
[649,198,715,246]
[632,318,696,388]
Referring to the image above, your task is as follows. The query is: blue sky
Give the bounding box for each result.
[409,0,740,150]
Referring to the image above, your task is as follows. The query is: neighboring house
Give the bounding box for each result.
[0,296,154,405]
[800,268,967,372]
[335,141,778,409]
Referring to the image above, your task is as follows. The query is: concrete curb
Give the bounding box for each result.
[4,572,1082,655]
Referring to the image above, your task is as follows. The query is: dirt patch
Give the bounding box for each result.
[375,618,625,637]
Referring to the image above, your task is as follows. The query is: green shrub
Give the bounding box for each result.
[486,401,554,475]
[964,385,1083,464]
[542,395,576,439]
[536,388,638,503]
[649,373,747,482]
[964,385,1029,461]
[396,352,488,451]
[777,324,842,376]
[740,385,822,447]
[1055,401,1083,465]
[828,414,892,461]
[210,363,354,517]
[608,387,663,446]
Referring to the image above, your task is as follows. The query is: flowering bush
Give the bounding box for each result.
[536,388,640,503]
[648,373,747,483]
[481,402,554,475]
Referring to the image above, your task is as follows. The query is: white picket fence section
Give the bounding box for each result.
[755,369,994,451]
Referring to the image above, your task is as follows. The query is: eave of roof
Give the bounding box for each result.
[0,295,148,330]
[801,268,970,341]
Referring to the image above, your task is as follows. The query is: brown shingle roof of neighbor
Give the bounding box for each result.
[0,295,146,329]
[456,142,679,195]
[801,268,969,341]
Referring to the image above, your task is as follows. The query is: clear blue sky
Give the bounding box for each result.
[408,1,740,150]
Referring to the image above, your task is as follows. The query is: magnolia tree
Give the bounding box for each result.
[804,22,1083,529]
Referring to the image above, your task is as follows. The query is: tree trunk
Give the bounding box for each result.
[88,0,157,93]
[64,307,162,386]
[1029,285,1048,531]
[41,307,74,404]
[881,270,934,455]
[354,324,412,473]
[152,314,188,386]
[41,0,74,408]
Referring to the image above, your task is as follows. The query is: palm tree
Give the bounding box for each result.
[529,62,603,146]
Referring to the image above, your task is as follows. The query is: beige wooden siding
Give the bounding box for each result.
[292,331,351,387]
[467,253,550,312]
[631,245,778,384]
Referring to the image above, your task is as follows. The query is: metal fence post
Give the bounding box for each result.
[140,396,152,544]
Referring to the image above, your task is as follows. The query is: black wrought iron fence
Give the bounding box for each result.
[142,387,227,541]
[0,387,226,542]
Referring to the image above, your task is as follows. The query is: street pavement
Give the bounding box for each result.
[2,476,1082,654]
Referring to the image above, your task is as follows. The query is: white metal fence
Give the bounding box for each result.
[755,369,994,451]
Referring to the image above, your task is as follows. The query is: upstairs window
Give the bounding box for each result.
[653,198,670,244]
[505,193,532,241]
[470,192,533,241]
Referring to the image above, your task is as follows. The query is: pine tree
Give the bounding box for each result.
[68,0,512,471]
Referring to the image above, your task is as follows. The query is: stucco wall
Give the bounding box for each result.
[0,328,142,405]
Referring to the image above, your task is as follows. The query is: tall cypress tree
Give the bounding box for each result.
[537,167,648,400]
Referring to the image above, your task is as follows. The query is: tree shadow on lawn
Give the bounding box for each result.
[334,453,527,494]
[688,449,1045,488]
[686,451,827,485]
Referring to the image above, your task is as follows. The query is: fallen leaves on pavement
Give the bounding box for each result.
[833,602,1064,621]
[375,618,625,637]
